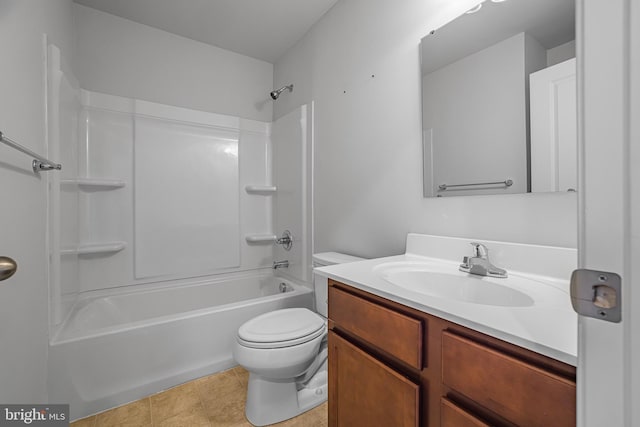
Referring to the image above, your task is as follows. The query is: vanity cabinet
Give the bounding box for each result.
[328,331,420,427]
[440,398,491,427]
[327,279,576,427]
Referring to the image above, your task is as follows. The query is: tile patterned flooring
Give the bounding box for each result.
[70,366,327,427]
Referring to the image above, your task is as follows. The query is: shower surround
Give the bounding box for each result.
[46,44,314,420]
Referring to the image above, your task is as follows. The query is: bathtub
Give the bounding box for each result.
[47,271,313,421]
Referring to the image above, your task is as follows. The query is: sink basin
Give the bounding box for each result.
[373,261,535,307]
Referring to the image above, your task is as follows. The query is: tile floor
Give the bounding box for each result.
[70,366,327,427]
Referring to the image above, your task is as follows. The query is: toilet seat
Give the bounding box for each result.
[237,308,326,349]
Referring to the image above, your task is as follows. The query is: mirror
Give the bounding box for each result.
[421,0,575,197]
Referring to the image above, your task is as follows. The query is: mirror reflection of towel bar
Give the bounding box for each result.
[438,179,513,191]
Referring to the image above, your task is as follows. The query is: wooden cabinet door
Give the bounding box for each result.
[328,331,420,427]
[441,399,491,427]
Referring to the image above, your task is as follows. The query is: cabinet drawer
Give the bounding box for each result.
[441,398,491,427]
[329,285,423,369]
[442,332,575,427]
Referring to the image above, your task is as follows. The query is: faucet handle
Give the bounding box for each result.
[470,242,489,258]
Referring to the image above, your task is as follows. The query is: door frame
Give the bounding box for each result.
[577,0,638,425]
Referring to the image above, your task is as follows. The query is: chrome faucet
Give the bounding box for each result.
[459,243,507,278]
[273,260,289,270]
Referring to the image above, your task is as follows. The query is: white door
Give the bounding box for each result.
[578,0,639,425]
[530,58,577,192]
[0,9,53,401]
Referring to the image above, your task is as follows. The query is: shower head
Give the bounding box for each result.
[270,84,293,100]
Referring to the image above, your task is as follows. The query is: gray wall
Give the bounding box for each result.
[274,0,577,259]
[547,40,576,66]
[0,0,75,402]
[73,4,274,122]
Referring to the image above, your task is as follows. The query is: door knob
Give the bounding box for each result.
[0,256,17,281]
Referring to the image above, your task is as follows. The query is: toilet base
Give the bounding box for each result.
[245,362,327,426]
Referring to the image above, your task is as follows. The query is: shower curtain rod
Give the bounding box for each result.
[0,131,62,173]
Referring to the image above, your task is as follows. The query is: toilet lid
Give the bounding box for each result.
[238,308,325,347]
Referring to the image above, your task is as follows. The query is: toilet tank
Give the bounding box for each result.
[312,252,364,317]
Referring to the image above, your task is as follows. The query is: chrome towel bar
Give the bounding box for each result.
[0,131,62,173]
[439,179,513,191]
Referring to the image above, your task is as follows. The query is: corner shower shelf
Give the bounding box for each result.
[245,234,277,244]
[245,185,277,194]
[61,178,126,190]
[60,241,127,256]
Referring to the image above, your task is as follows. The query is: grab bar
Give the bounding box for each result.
[438,179,513,191]
[0,131,62,173]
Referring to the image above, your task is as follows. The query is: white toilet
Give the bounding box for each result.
[233,252,363,426]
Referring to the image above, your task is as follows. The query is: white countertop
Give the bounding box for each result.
[316,234,578,366]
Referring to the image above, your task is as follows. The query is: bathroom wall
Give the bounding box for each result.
[547,40,576,67]
[73,4,274,122]
[273,0,578,258]
[0,0,74,403]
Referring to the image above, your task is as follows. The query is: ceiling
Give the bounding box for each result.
[73,0,339,63]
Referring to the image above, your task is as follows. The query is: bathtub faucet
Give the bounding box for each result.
[273,260,289,269]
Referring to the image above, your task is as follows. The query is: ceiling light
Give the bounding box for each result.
[465,4,483,14]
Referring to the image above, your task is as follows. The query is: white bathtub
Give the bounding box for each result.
[48,271,313,421]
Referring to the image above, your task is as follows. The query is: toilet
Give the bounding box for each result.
[233,252,363,426]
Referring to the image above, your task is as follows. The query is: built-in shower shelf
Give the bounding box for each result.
[62,178,126,190]
[245,234,277,244]
[60,241,127,256]
[245,185,277,194]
